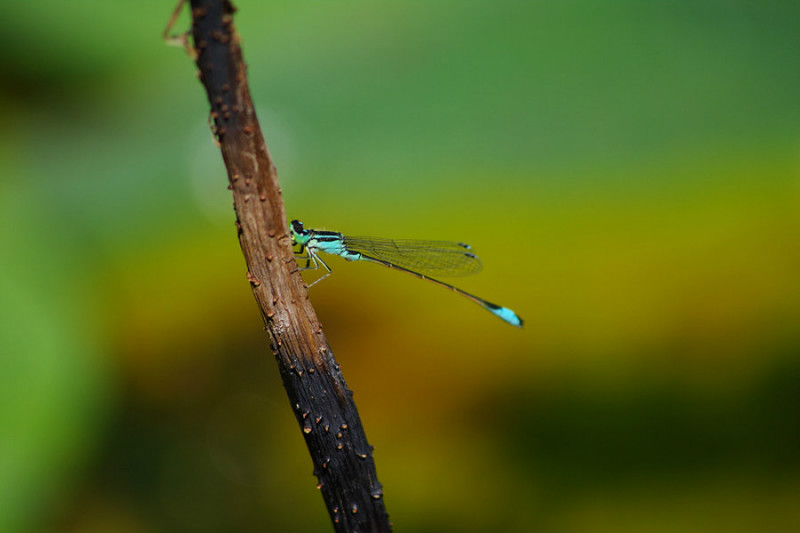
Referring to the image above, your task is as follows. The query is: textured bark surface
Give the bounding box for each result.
[185,1,391,530]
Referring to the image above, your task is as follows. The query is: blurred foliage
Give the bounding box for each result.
[1,1,799,532]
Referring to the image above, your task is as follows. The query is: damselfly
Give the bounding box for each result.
[290,220,522,327]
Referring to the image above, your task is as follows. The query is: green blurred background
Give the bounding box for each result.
[1,1,799,531]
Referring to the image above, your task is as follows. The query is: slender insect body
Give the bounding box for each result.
[289,219,523,327]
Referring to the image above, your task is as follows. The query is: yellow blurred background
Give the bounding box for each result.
[1,2,799,532]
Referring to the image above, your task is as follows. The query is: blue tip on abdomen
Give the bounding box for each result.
[491,306,523,327]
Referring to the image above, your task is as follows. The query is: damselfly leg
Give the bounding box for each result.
[293,245,333,287]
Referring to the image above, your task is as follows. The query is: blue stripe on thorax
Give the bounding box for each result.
[309,232,362,261]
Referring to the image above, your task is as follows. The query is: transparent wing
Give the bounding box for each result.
[342,235,482,277]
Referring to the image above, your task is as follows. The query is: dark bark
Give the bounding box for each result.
[180,1,391,530]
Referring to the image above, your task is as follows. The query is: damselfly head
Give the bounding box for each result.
[290,220,311,245]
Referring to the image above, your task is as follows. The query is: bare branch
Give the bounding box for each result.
[180,1,391,530]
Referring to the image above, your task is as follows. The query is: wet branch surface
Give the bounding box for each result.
[185,1,391,530]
